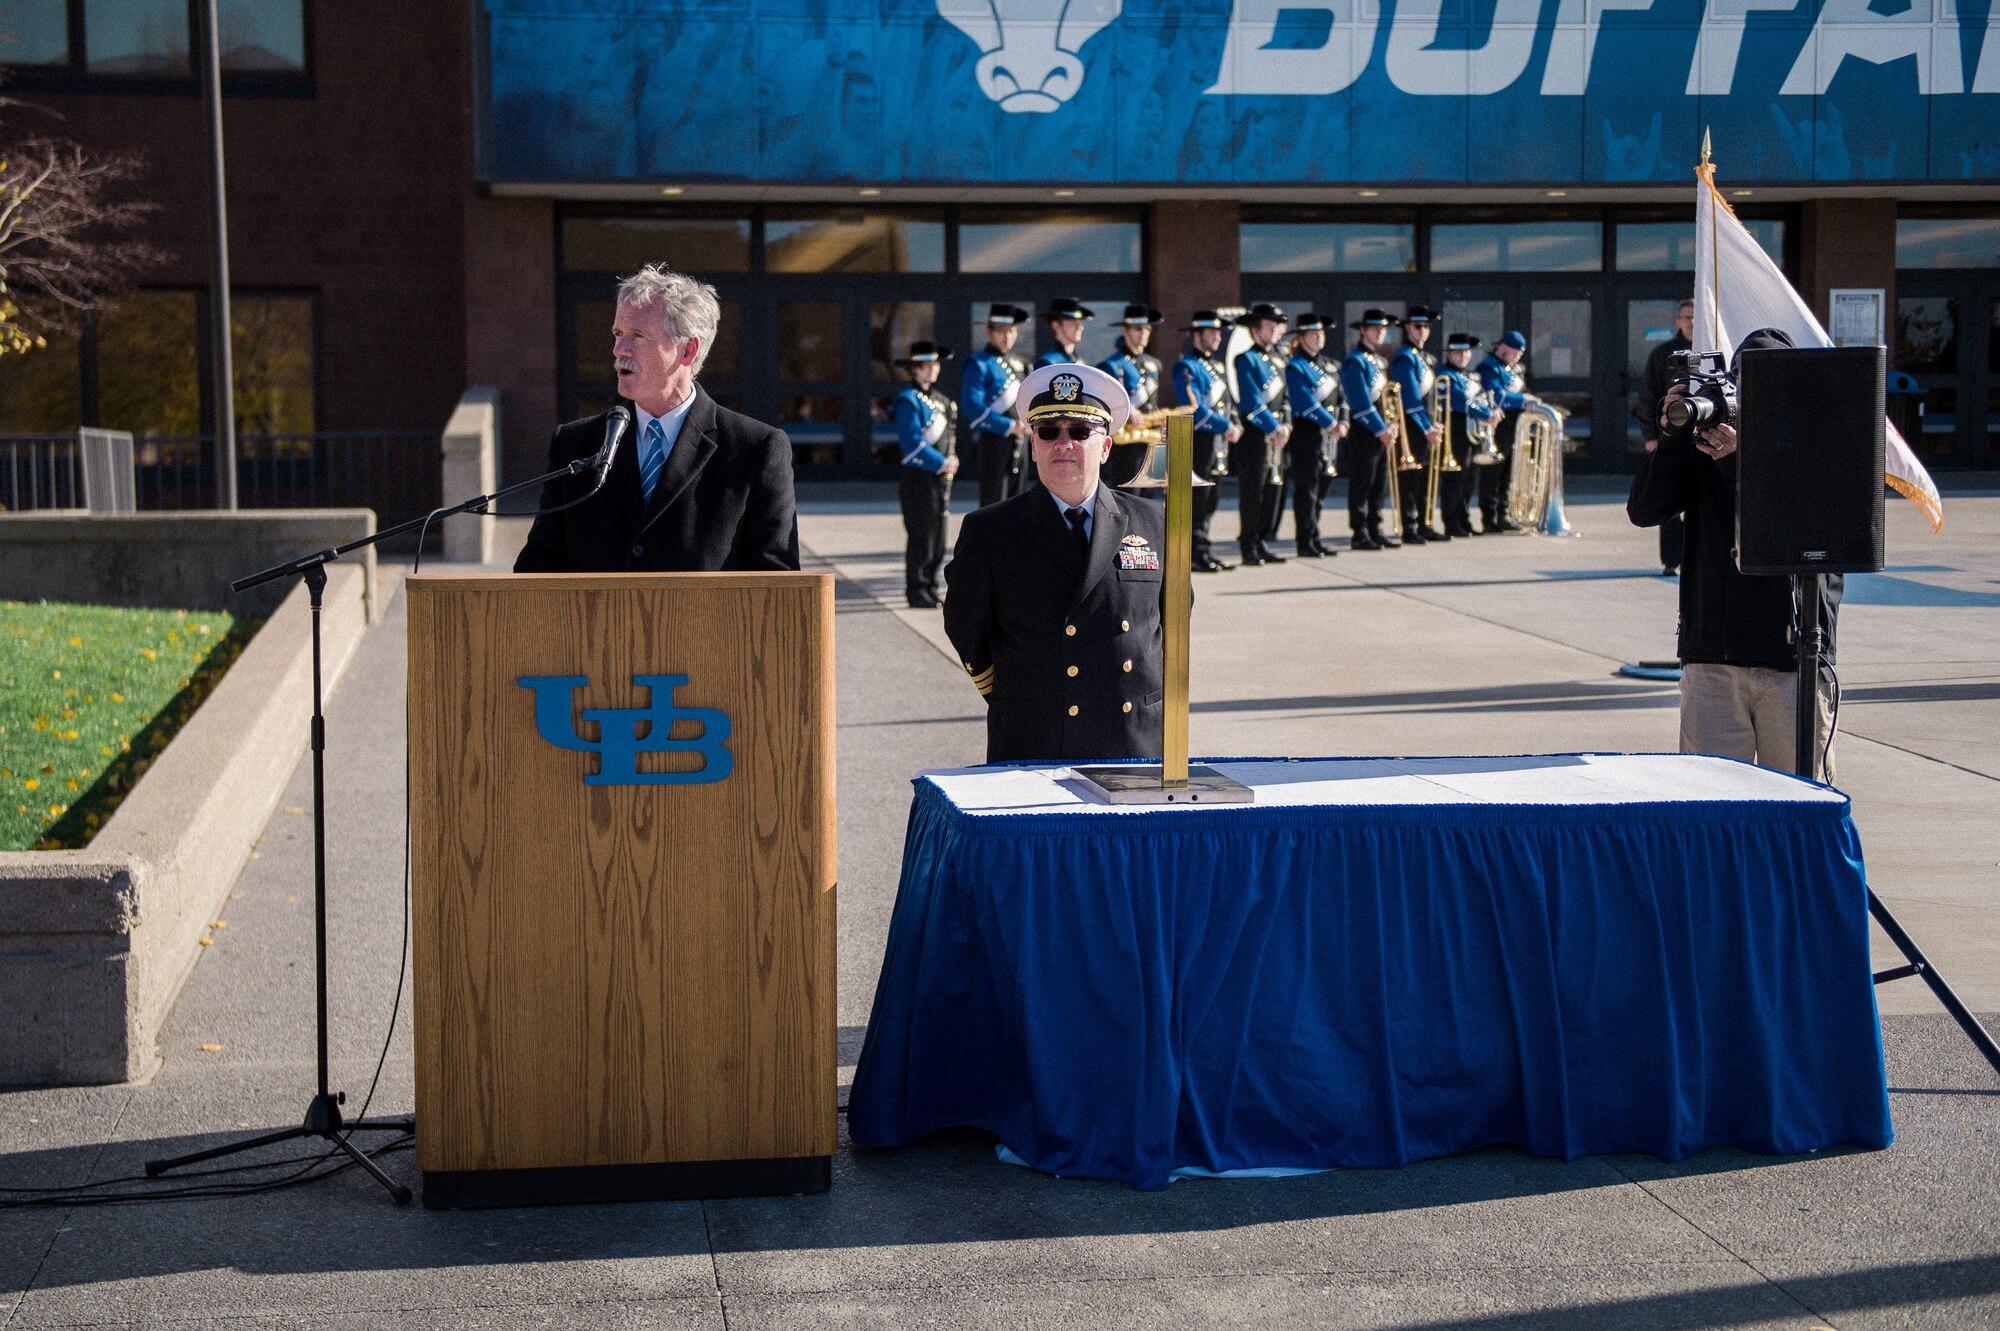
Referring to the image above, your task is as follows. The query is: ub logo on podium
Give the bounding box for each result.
[518,674,733,786]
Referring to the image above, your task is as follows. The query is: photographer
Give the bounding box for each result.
[1637,299,1694,575]
[1627,328,1842,779]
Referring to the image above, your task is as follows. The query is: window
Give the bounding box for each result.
[97,291,202,435]
[231,294,315,433]
[1431,222,1602,273]
[1896,218,2000,270]
[1616,220,1785,271]
[0,327,81,432]
[766,211,944,274]
[1241,222,1415,273]
[958,210,1141,274]
[0,288,315,437]
[561,214,751,274]
[0,0,70,65]
[18,1,308,83]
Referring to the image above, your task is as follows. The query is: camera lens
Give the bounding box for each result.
[1665,396,1714,432]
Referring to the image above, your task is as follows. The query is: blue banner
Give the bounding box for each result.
[482,0,2000,186]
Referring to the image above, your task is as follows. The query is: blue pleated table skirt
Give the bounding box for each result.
[848,754,1893,1190]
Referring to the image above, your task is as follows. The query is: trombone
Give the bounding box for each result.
[1422,373,1461,533]
[1379,383,1408,536]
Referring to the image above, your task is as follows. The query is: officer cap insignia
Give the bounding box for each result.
[1018,362,1131,432]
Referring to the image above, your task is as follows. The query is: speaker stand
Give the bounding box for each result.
[1795,574,2000,1079]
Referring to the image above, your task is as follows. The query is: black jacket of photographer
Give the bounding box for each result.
[1626,329,1839,670]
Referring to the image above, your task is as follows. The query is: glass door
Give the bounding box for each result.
[1615,285,1692,461]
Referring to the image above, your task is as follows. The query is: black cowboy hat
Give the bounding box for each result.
[1045,297,1095,321]
[1238,302,1289,326]
[1115,304,1164,326]
[1182,309,1226,330]
[985,303,1031,326]
[1401,306,1438,324]
[1445,332,1481,351]
[1290,312,1330,333]
[894,340,954,367]
[1350,308,1395,329]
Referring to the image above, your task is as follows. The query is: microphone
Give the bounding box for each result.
[584,407,630,493]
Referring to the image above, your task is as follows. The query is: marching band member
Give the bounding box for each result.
[1284,313,1345,557]
[1172,309,1239,573]
[1475,331,1532,533]
[1099,304,1165,489]
[961,303,1031,508]
[1339,309,1398,551]
[893,340,958,608]
[1439,332,1500,539]
[1230,303,1291,566]
[1390,307,1447,544]
[1036,296,1094,368]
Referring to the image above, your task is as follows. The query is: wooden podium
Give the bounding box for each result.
[406,573,836,1207]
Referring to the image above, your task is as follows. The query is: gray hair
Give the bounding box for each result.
[617,264,722,376]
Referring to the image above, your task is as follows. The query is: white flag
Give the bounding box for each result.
[1695,153,1943,533]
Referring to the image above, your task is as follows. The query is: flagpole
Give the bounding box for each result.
[1700,127,1721,355]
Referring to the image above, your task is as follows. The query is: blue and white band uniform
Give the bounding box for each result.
[1341,347,1391,438]
[1390,344,1437,434]
[895,385,953,473]
[962,348,1025,439]
[1173,353,1233,435]
[1035,346,1079,369]
[1234,345,1289,434]
[1443,366,1498,423]
[1100,348,1160,414]
[1286,352,1342,430]
[1474,355,1529,411]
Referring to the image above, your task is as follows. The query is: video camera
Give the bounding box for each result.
[1663,349,1738,433]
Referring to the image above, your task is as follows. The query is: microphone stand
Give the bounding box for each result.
[1794,574,2000,1079]
[144,450,616,1202]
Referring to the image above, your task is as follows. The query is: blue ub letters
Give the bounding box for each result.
[518,674,733,787]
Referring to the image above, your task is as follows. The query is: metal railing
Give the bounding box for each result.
[2,430,441,527]
[1,435,84,510]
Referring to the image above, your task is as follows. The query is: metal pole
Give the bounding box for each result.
[1162,415,1193,788]
[194,0,237,508]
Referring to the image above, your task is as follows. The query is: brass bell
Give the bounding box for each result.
[1117,407,1213,490]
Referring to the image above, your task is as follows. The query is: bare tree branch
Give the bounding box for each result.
[0,138,167,350]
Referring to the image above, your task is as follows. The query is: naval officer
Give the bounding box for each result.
[943,363,1167,763]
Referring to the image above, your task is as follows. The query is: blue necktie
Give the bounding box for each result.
[639,418,666,504]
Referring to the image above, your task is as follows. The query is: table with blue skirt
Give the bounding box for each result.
[848,754,1893,1190]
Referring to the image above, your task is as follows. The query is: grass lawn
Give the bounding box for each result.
[0,601,259,851]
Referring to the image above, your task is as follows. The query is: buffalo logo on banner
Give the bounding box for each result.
[518,674,733,786]
[935,0,1123,112]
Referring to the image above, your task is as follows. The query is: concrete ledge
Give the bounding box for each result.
[0,563,370,1085]
[0,509,381,623]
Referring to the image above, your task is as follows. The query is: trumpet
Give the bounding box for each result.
[1422,374,1460,532]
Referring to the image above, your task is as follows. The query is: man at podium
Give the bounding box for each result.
[515,264,799,572]
[943,364,1167,763]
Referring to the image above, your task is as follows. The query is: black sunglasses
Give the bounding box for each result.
[1035,423,1102,442]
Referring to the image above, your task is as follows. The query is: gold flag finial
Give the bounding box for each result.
[1700,127,1712,168]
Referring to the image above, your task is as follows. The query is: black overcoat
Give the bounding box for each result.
[514,390,799,573]
[944,485,1168,763]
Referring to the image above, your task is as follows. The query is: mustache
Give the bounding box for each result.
[614,357,636,373]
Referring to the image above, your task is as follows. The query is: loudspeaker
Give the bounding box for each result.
[1735,345,1885,576]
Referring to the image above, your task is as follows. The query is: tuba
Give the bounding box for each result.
[1504,397,1579,536]
[1465,390,1505,466]
[1422,373,1460,532]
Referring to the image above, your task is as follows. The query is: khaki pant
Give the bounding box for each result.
[1679,663,1837,784]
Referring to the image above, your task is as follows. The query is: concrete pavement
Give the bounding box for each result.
[1,481,1996,1329]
